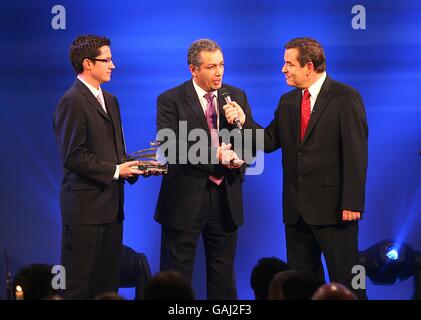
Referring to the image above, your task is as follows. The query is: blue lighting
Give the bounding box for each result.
[386,246,400,260]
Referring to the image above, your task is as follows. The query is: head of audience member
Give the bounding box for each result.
[250,257,290,300]
[281,37,326,89]
[268,270,325,300]
[143,270,194,300]
[311,282,357,300]
[188,38,224,93]
[12,263,56,300]
[94,292,126,300]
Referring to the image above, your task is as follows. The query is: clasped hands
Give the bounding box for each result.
[217,142,244,169]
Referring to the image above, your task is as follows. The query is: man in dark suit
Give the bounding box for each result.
[155,39,254,299]
[224,37,368,299]
[53,35,142,299]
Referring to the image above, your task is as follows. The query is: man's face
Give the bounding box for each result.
[281,48,308,89]
[89,45,115,84]
[190,49,224,92]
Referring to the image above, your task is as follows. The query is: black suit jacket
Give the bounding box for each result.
[53,79,128,225]
[244,76,368,225]
[155,80,254,231]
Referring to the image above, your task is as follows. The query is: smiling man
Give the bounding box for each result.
[224,37,368,299]
[155,39,255,299]
[53,35,142,299]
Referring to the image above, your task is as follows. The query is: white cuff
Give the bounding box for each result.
[113,165,119,180]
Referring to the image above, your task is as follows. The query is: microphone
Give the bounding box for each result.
[220,88,242,132]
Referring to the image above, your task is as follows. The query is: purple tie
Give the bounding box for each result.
[204,93,224,185]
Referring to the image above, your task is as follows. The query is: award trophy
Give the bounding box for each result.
[122,140,168,174]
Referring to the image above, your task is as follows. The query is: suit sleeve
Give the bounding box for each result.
[243,96,283,153]
[53,96,116,187]
[340,92,368,212]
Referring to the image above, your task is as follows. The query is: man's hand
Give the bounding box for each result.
[342,210,361,221]
[223,101,246,126]
[139,160,166,178]
[118,161,144,179]
[217,142,244,169]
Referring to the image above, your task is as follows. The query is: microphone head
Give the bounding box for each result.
[219,88,231,103]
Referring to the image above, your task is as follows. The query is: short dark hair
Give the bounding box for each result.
[143,271,194,300]
[284,37,326,73]
[187,38,222,67]
[251,257,290,300]
[12,264,55,300]
[69,34,111,74]
[281,271,325,300]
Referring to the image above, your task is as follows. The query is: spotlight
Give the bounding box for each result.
[360,240,415,284]
[385,245,400,261]
[359,239,421,299]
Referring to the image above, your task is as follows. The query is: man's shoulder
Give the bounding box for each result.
[221,83,245,96]
[55,81,90,114]
[102,87,116,101]
[329,78,361,98]
[158,81,190,99]
[57,82,83,105]
[280,87,301,101]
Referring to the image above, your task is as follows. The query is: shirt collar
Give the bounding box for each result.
[77,75,102,98]
[304,71,327,98]
[192,79,218,100]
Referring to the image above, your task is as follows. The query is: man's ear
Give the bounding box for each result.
[82,59,92,72]
[189,64,197,78]
[306,62,315,74]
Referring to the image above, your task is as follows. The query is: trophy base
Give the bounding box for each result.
[137,164,168,174]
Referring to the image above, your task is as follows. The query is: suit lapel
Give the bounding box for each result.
[288,90,302,147]
[74,79,112,122]
[103,93,125,160]
[185,81,210,133]
[299,76,333,147]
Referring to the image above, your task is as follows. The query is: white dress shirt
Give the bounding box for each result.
[303,71,327,111]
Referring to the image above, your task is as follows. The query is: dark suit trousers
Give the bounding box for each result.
[285,217,366,300]
[60,219,123,299]
[160,180,238,300]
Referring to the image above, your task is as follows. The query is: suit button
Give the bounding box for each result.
[298,176,303,182]
[298,151,303,157]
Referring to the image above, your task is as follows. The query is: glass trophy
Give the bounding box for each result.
[122,140,168,174]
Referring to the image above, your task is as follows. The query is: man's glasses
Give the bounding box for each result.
[88,57,113,63]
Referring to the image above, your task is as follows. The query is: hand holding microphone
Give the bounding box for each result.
[220,89,245,132]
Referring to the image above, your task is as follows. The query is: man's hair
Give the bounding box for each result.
[12,264,55,300]
[69,34,111,74]
[284,37,326,73]
[250,257,290,300]
[187,38,222,67]
[143,270,194,300]
[269,270,325,300]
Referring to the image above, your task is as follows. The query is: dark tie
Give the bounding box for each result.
[300,89,311,141]
[204,92,224,185]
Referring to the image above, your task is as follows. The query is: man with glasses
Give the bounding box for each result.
[53,35,142,299]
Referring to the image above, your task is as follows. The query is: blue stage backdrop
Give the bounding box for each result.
[0,0,420,300]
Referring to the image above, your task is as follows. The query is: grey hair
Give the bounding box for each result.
[187,39,222,67]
